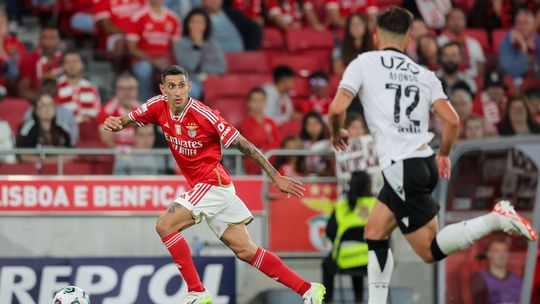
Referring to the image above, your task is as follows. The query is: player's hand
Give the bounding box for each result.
[273,175,305,198]
[330,129,349,151]
[103,116,123,132]
[436,155,451,180]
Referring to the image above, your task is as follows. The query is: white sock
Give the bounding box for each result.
[368,248,394,304]
[435,213,500,255]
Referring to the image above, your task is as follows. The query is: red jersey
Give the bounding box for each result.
[2,36,25,64]
[94,0,145,32]
[241,114,281,174]
[300,95,331,115]
[129,96,240,187]
[267,0,305,24]
[97,97,140,147]
[19,49,63,90]
[325,0,377,16]
[232,0,263,19]
[55,76,101,122]
[472,91,507,134]
[127,6,181,58]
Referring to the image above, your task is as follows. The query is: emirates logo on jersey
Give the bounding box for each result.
[186,123,198,138]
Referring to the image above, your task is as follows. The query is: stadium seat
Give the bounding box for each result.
[206,98,247,127]
[41,162,95,175]
[492,29,508,53]
[204,74,269,101]
[262,28,285,50]
[0,98,32,133]
[285,29,334,53]
[522,78,540,91]
[78,119,100,142]
[463,29,489,53]
[278,119,302,138]
[225,52,270,74]
[0,163,37,175]
[269,55,330,77]
[293,79,310,99]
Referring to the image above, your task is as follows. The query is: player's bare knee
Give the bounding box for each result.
[364,223,385,240]
[155,215,175,237]
[419,250,435,263]
[233,246,257,262]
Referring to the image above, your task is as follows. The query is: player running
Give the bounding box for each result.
[103,66,325,304]
[328,7,537,304]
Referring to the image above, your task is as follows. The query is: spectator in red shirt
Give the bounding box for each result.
[473,71,508,135]
[326,0,378,29]
[227,0,264,25]
[98,73,141,147]
[275,135,305,177]
[332,13,375,75]
[127,0,181,101]
[94,0,145,72]
[0,11,25,94]
[241,87,282,174]
[55,50,101,123]
[267,0,324,31]
[17,26,63,104]
[300,70,331,117]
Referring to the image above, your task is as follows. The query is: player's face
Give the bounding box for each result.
[116,78,138,106]
[464,119,484,139]
[160,74,192,113]
[62,54,84,78]
[487,242,509,269]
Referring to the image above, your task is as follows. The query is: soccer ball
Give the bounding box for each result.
[53,286,91,304]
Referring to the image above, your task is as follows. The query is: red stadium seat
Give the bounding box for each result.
[492,29,508,53]
[278,119,302,138]
[522,78,540,91]
[78,119,100,142]
[41,162,95,175]
[285,29,334,53]
[204,74,269,101]
[0,98,32,133]
[262,28,285,50]
[225,52,270,74]
[463,29,489,53]
[0,163,37,175]
[206,98,247,128]
[292,79,310,99]
[269,55,330,77]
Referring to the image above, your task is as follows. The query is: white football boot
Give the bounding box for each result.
[493,200,537,241]
[183,290,212,304]
[302,282,326,304]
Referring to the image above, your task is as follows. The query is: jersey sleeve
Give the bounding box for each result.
[339,57,363,95]
[128,100,159,126]
[429,72,448,104]
[210,110,240,148]
[93,0,110,21]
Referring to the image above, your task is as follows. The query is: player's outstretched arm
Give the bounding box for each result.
[328,88,355,150]
[230,134,305,197]
[103,115,134,132]
[433,99,461,179]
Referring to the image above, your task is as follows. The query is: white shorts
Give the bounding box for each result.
[174,183,254,238]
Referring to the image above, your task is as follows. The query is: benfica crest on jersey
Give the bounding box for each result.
[186,123,198,137]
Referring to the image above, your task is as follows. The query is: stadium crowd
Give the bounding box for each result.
[0,0,540,176]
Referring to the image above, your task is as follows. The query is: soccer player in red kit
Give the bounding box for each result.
[103,66,326,304]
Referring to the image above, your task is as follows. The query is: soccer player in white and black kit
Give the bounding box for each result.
[328,7,537,304]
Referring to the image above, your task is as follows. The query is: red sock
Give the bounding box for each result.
[250,247,311,295]
[162,232,204,292]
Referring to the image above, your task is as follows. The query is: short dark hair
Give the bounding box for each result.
[309,70,329,81]
[161,65,189,84]
[439,41,461,55]
[376,6,413,35]
[183,8,212,41]
[61,49,82,64]
[272,65,295,83]
[41,24,59,34]
[248,87,266,99]
[344,112,365,129]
